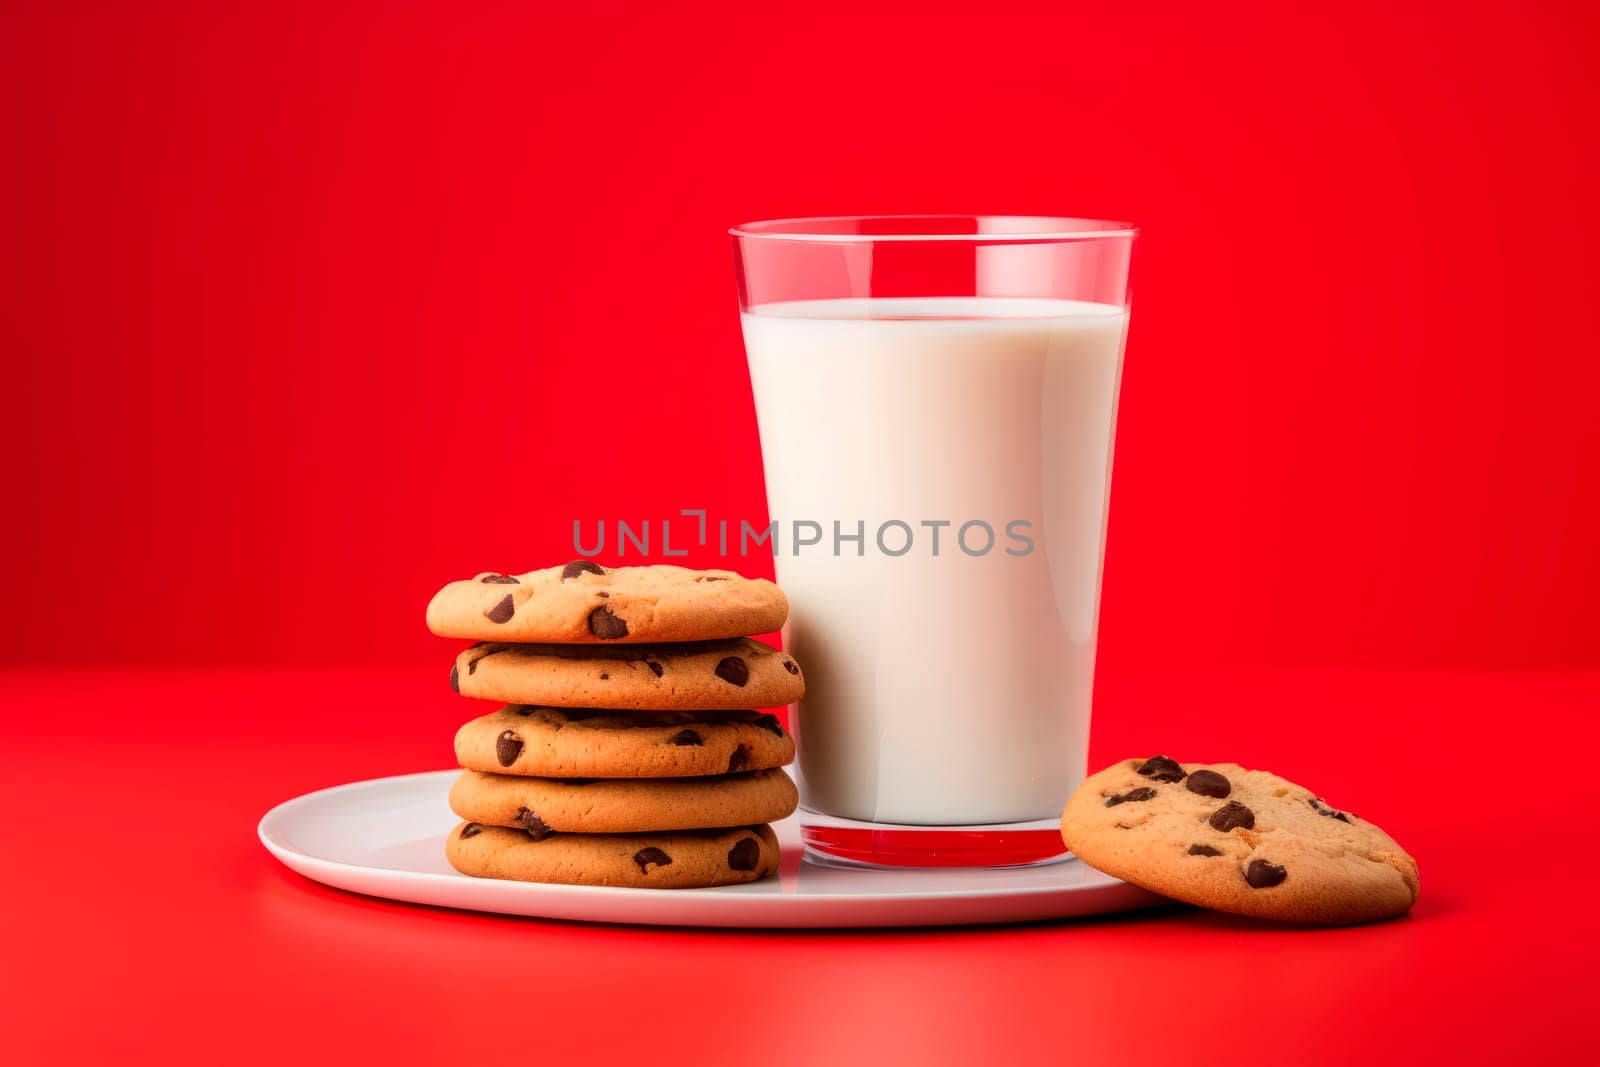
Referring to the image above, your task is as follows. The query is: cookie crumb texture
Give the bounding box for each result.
[1061,758,1420,925]
[455,705,795,778]
[448,767,799,833]
[426,563,789,644]
[450,638,805,711]
[446,822,781,889]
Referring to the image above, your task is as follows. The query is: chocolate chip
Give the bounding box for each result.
[696,576,728,582]
[646,661,664,677]
[1208,800,1255,831]
[1136,755,1185,782]
[1185,770,1231,798]
[714,656,750,686]
[485,594,515,624]
[728,837,761,871]
[752,713,784,736]
[514,807,554,840]
[595,591,609,598]
[671,729,703,746]
[599,673,609,681]
[588,605,629,639]
[1187,844,1223,857]
[727,744,750,773]
[449,664,460,693]
[782,659,799,675]
[496,730,523,766]
[633,847,672,874]
[460,823,482,838]
[561,560,606,580]
[1245,859,1287,888]
[480,574,520,584]
[1310,797,1352,823]
[1105,787,1157,807]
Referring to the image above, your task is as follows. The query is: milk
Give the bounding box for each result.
[741,298,1128,825]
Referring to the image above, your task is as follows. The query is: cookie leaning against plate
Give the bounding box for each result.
[426,562,788,644]
[446,822,781,889]
[1060,757,1419,925]
[449,638,804,710]
[448,768,798,834]
[456,705,795,778]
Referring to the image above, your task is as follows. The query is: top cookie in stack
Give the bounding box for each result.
[427,561,789,644]
[429,562,805,890]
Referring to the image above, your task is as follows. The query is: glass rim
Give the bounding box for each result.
[729,214,1139,243]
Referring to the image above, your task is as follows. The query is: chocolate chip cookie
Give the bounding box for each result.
[449,637,805,710]
[426,562,788,644]
[456,705,795,778]
[1060,757,1419,924]
[445,821,781,888]
[448,768,798,834]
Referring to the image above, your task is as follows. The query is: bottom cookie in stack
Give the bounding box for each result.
[447,824,782,889]
[444,705,798,888]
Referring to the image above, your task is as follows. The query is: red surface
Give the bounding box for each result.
[3,667,1597,1064]
[3,3,1599,1064]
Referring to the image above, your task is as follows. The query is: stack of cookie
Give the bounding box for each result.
[426,562,806,889]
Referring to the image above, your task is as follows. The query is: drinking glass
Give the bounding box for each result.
[732,216,1136,867]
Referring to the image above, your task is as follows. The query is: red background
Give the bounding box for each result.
[3,3,1598,1065]
[5,0,1597,672]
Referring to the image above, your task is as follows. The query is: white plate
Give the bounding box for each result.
[258,770,1162,928]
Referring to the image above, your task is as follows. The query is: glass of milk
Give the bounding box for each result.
[732,216,1136,867]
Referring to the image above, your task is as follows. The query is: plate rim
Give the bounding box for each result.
[258,768,1163,919]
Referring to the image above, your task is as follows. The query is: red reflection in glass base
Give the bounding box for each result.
[801,823,1069,869]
